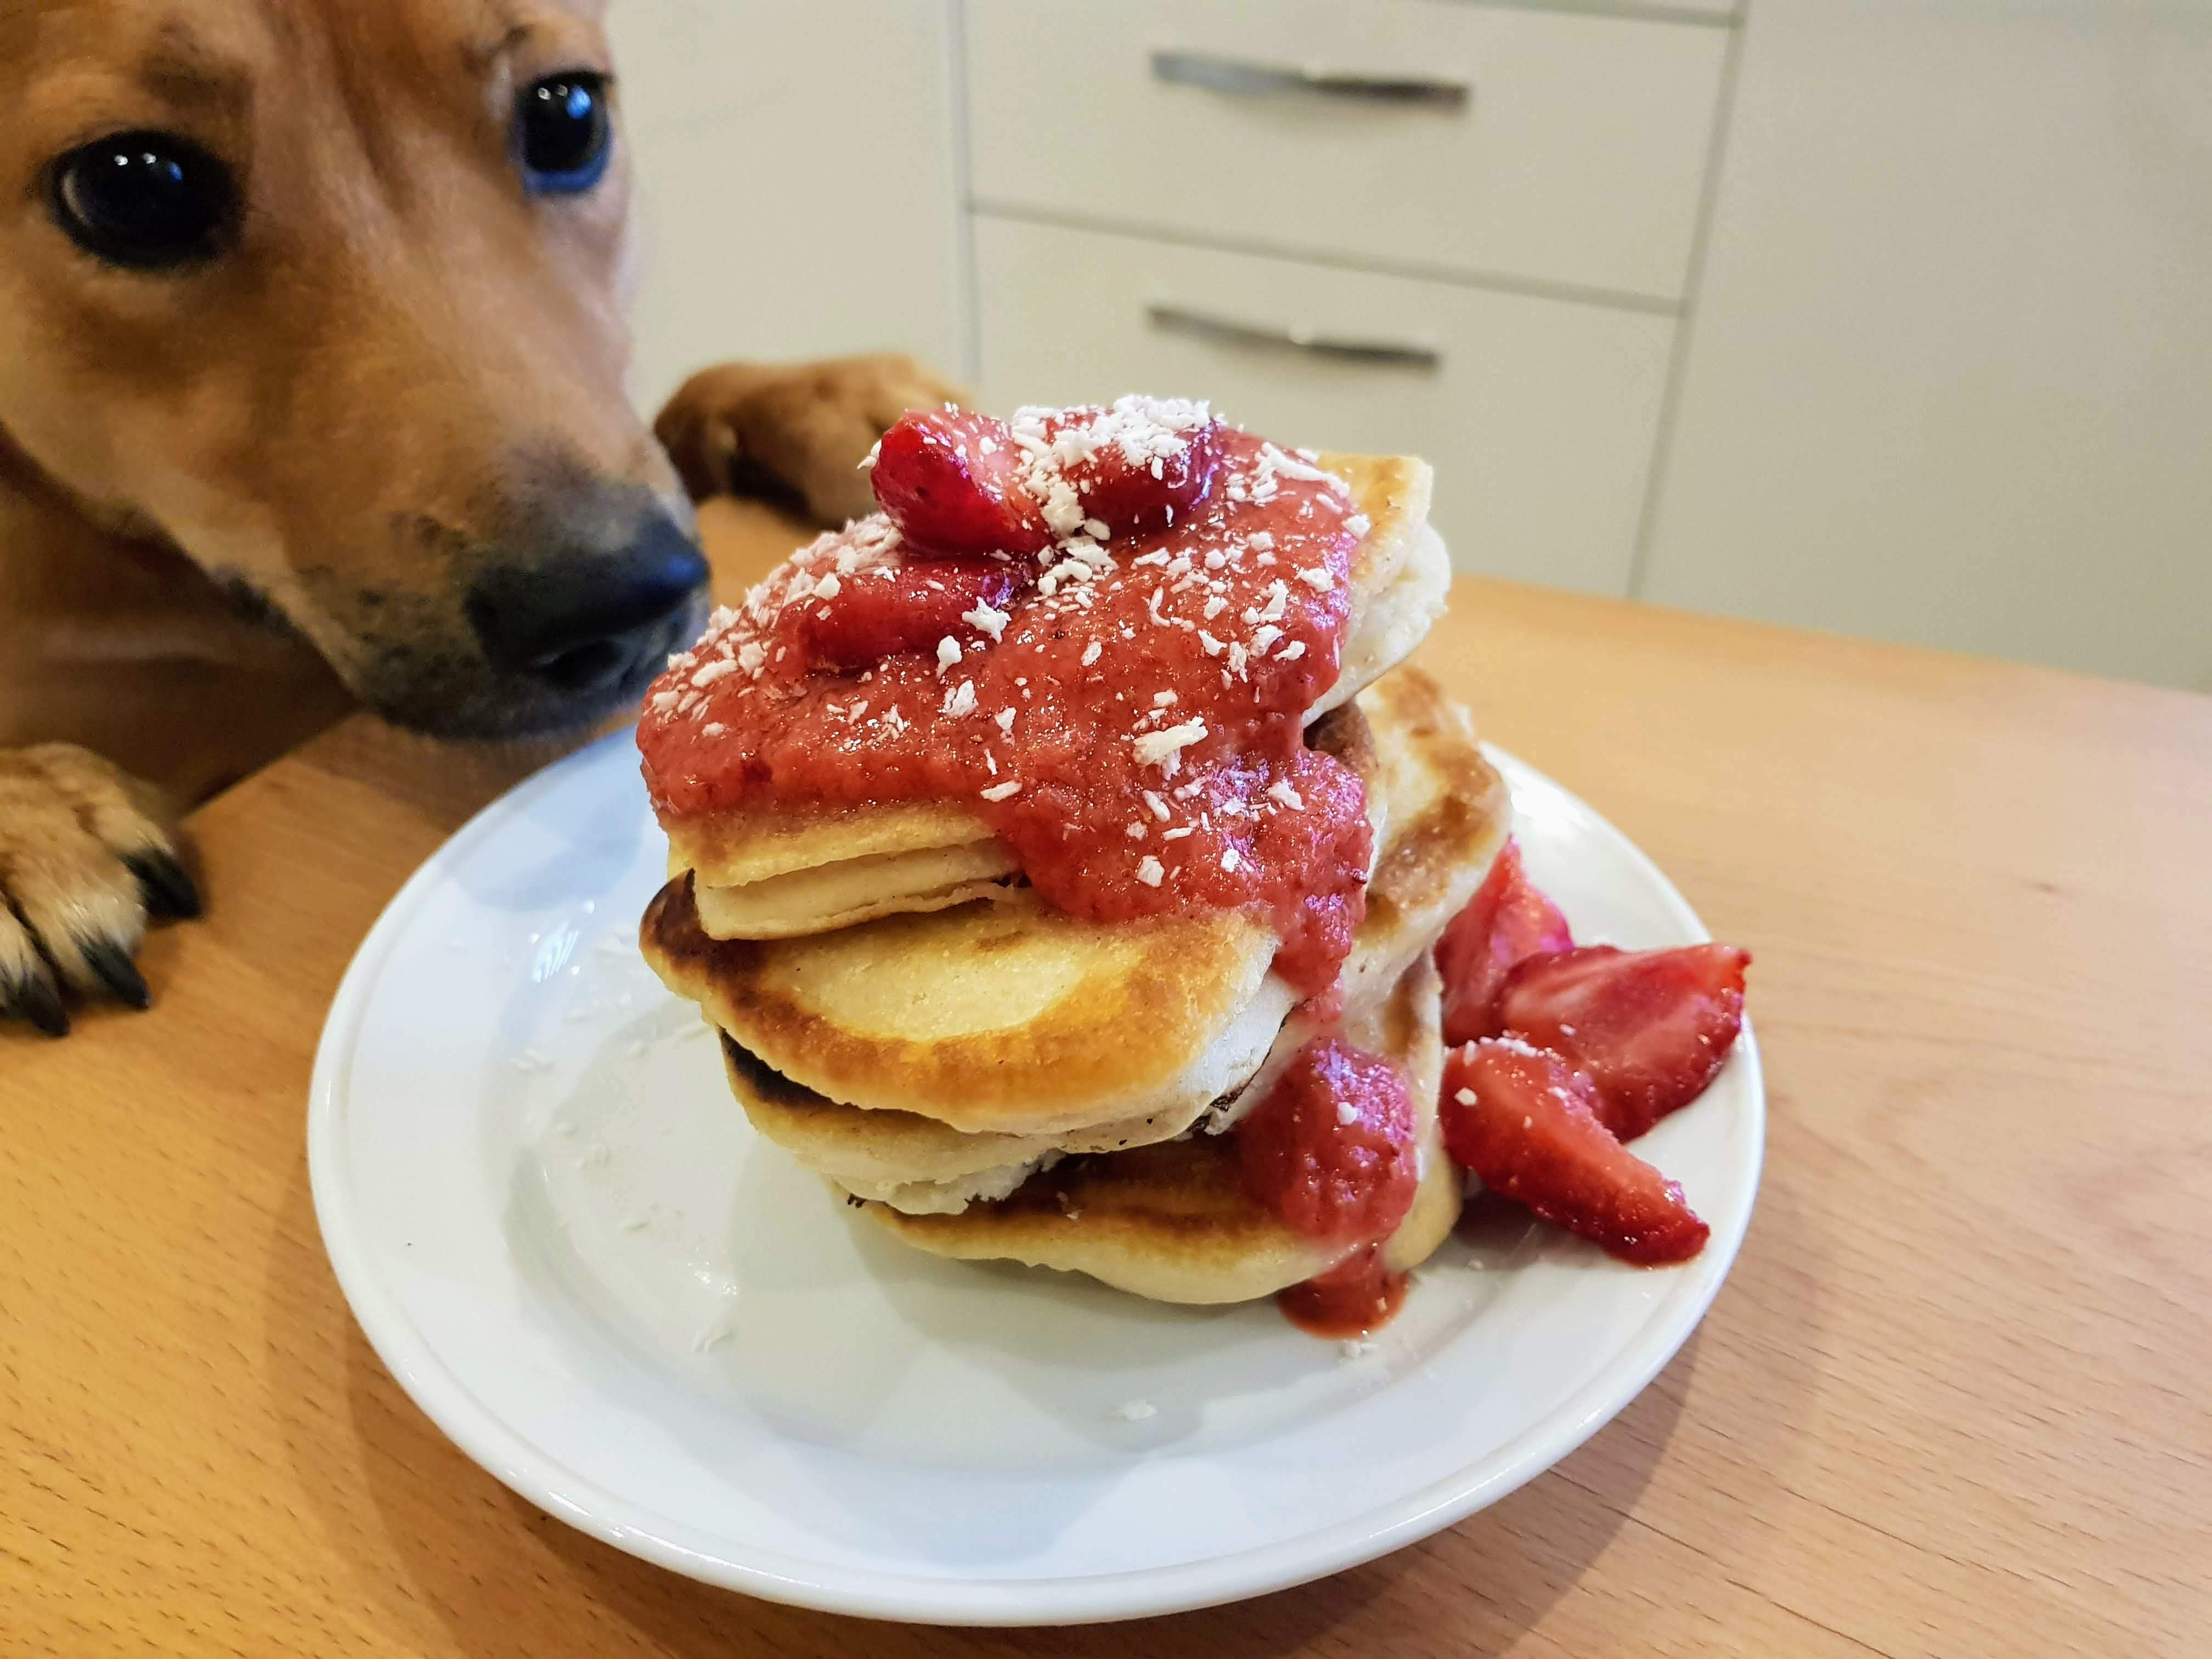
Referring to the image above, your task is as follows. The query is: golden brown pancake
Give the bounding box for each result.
[668,453,1443,939]
[640,704,1385,1139]
[859,953,1457,1306]
[705,668,1509,1208]
[646,859,1293,1136]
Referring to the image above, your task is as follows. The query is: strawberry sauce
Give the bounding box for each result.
[1278,1245,1407,1340]
[1235,1033,1420,1336]
[637,402,1374,996]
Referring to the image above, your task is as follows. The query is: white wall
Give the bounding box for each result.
[607,0,966,416]
[1641,1,2212,691]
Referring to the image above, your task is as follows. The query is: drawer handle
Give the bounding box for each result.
[1147,304,1442,370]
[1150,49,1469,110]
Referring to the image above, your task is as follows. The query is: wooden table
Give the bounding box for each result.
[7,500,2209,1657]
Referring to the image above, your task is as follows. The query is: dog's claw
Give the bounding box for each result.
[2,742,195,1035]
[82,939,153,1011]
[4,969,71,1038]
[126,850,204,921]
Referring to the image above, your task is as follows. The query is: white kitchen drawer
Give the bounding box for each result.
[972,215,1674,596]
[964,0,1730,303]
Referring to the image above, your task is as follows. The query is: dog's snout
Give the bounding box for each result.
[466,515,709,696]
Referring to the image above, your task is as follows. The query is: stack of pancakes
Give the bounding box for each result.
[641,455,1511,1305]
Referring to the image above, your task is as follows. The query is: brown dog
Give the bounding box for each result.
[0,0,957,1035]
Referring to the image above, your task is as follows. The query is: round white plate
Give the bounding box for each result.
[309,729,1762,1626]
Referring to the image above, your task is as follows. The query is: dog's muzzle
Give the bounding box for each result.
[465,512,709,698]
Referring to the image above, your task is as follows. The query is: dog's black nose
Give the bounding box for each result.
[467,515,709,696]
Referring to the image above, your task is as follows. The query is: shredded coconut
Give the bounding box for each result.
[962,601,1009,641]
[1131,718,1207,776]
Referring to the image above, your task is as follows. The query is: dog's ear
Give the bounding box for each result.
[654,354,967,526]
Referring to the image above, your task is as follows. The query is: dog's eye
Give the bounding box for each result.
[48,132,236,270]
[517,72,612,195]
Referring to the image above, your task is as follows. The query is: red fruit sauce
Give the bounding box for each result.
[1278,1244,1408,1340]
[1235,1034,1420,1336]
[637,400,1375,997]
[1238,1036,1418,1245]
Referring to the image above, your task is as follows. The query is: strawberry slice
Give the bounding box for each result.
[777,561,1023,674]
[1040,406,1224,537]
[1497,944,1750,1141]
[870,408,1051,558]
[1437,839,1573,1047]
[1439,1039,1709,1266]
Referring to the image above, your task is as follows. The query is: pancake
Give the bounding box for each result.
[641,704,1385,1139]
[647,880,1286,1137]
[859,952,1458,1306]
[670,452,1442,940]
[714,668,1509,1209]
[692,837,1020,940]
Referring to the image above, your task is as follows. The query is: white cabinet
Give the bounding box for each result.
[966,0,1731,302]
[607,0,1728,597]
[607,0,966,416]
[960,0,1734,595]
[973,217,1675,594]
[1640,1,2212,691]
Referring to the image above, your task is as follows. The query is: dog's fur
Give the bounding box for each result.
[0,0,957,1032]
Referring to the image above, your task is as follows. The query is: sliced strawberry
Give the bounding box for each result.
[1497,944,1750,1141]
[777,561,1023,674]
[1437,839,1573,1047]
[870,408,1051,558]
[1439,1039,1708,1266]
[1238,1036,1418,1248]
[1040,407,1224,537]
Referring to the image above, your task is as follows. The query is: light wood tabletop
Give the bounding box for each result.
[6,499,2208,1657]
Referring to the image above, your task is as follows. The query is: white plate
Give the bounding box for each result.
[308,730,1762,1626]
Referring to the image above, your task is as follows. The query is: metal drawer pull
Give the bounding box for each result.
[1150,49,1469,110]
[1147,304,1442,370]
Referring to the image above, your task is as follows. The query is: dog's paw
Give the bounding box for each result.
[0,745,200,1037]
[654,353,969,525]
